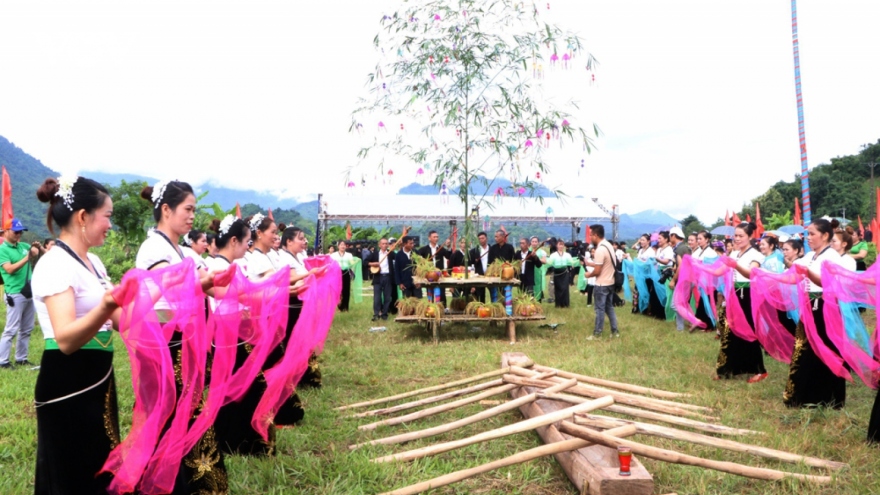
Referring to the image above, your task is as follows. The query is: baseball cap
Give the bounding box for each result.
[5,218,27,232]
[669,226,684,239]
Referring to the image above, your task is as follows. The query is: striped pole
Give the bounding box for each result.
[791,0,811,225]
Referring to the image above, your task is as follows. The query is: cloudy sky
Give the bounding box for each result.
[1,0,878,224]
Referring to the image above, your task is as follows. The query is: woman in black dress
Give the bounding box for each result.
[32,176,122,495]
[716,222,767,383]
[785,218,847,409]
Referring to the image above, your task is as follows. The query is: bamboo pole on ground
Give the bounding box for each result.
[574,414,847,471]
[557,422,832,484]
[541,392,760,436]
[532,364,690,399]
[348,379,504,418]
[503,374,718,421]
[510,366,714,414]
[378,424,638,495]
[358,371,556,431]
[336,361,532,411]
[371,396,615,463]
[350,378,578,450]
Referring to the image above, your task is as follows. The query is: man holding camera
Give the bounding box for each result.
[0,219,41,368]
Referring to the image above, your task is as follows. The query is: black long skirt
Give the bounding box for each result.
[868,387,880,443]
[552,268,570,308]
[783,298,846,409]
[214,340,277,456]
[694,292,716,330]
[35,348,119,495]
[716,288,766,378]
[273,300,308,425]
[645,282,665,320]
[166,333,228,494]
[338,270,351,311]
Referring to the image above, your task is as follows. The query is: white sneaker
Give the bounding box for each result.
[587,335,601,341]
[612,332,621,338]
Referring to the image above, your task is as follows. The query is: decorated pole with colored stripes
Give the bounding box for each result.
[791,0,811,225]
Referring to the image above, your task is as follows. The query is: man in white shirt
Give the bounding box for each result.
[584,224,620,339]
[468,231,490,302]
[368,238,393,321]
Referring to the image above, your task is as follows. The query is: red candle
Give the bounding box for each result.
[618,446,632,476]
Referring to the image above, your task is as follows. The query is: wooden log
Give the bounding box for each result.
[503,352,655,495]
[348,379,505,418]
[574,415,847,471]
[558,422,832,484]
[542,392,760,436]
[371,396,615,463]
[479,400,505,407]
[503,375,718,421]
[336,361,533,411]
[507,319,516,344]
[358,370,556,431]
[510,367,714,414]
[350,378,579,450]
[532,364,690,399]
[379,425,639,495]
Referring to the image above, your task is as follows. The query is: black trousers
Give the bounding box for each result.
[339,270,351,311]
[373,274,392,317]
[402,285,422,298]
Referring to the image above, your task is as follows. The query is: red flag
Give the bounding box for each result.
[345,222,352,240]
[732,213,741,225]
[235,202,242,219]
[1,166,13,230]
[451,225,458,250]
[746,213,752,223]
[267,208,274,221]
[859,216,864,235]
[755,203,764,238]
[793,198,801,226]
[875,188,880,224]
[724,210,730,227]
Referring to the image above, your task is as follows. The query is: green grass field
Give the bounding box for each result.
[1,287,879,494]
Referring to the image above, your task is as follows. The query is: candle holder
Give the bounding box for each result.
[617,446,632,476]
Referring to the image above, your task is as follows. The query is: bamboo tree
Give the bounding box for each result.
[351,0,598,274]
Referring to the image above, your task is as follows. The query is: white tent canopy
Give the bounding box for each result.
[319,194,613,224]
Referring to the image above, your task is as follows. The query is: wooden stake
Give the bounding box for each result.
[336,360,533,411]
[542,392,760,436]
[350,378,578,450]
[371,396,615,463]
[358,370,555,431]
[574,414,847,471]
[504,374,718,421]
[532,364,690,399]
[510,366,714,414]
[558,422,832,484]
[378,424,638,495]
[348,379,504,418]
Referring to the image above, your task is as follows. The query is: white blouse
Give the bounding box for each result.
[794,247,850,293]
[135,230,186,270]
[33,248,112,339]
[181,245,207,270]
[655,246,674,266]
[636,247,656,262]
[730,247,765,283]
[279,249,308,276]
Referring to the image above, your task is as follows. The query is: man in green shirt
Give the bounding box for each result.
[0,219,41,368]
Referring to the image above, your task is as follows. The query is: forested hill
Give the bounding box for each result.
[0,136,59,238]
[737,140,880,222]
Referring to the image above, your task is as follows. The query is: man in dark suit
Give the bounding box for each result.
[394,236,421,298]
[469,231,490,302]
[417,230,451,305]
[516,237,543,295]
[368,238,395,321]
[488,229,515,265]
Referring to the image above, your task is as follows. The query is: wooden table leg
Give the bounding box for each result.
[507,320,516,344]
[433,321,440,344]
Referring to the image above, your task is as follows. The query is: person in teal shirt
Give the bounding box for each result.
[0,218,42,368]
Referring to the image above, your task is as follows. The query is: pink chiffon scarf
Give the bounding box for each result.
[673,255,755,342]
[252,255,342,440]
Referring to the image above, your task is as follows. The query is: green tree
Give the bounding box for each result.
[105,180,153,255]
[680,214,706,237]
[351,0,596,274]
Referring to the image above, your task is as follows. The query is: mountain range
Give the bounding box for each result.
[0,134,680,239]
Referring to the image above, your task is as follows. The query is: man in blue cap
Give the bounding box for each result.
[0,218,42,368]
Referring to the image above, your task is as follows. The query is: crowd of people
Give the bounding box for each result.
[623,220,880,445]
[0,176,339,494]
[4,173,880,494]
